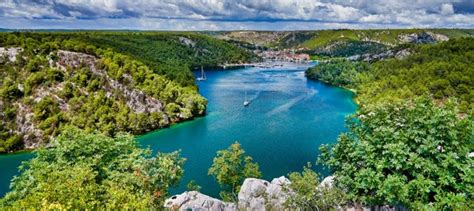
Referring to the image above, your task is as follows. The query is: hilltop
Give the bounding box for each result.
[216,29,474,57]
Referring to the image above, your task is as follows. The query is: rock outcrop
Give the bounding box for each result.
[164,191,237,211]
[164,176,405,211]
[0,47,21,62]
[238,176,291,210]
[397,32,449,44]
[165,177,291,210]
[56,50,166,115]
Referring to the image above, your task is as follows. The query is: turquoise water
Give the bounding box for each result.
[0,63,356,198]
[0,152,34,197]
[138,63,357,197]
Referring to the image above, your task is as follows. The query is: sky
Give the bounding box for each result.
[1,0,473,30]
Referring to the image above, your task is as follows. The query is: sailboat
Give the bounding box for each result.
[243,90,250,107]
[197,66,206,81]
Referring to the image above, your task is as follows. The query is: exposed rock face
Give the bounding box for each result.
[164,191,237,211]
[1,49,172,150]
[179,37,196,47]
[0,47,21,62]
[14,103,44,149]
[347,48,413,62]
[397,32,449,44]
[238,176,291,210]
[56,50,165,116]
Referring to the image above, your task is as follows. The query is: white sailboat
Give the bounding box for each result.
[243,90,250,107]
[197,66,206,81]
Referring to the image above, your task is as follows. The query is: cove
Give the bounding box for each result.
[0,63,357,198]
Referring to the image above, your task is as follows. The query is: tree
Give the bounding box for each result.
[319,97,473,209]
[186,180,202,192]
[0,127,185,209]
[208,142,262,201]
[284,164,346,210]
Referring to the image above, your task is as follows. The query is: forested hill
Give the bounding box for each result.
[217,29,474,57]
[0,32,253,153]
[306,37,474,114]
[75,32,255,86]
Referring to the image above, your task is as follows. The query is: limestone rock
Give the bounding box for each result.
[0,47,21,62]
[397,32,449,44]
[319,175,335,189]
[238,176,291,210]
[164,191,237,211]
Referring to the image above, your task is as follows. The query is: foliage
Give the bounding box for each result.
[208,142,262,201]
[222,29,474,50]
[319,98,473,209]
[0,32,234,152]
[357,37,474,113]
[284,164,347,210]
[0,127,185,209]
[186,180,202,192]
[307,38,474,114]
[306,59,369,88]
[81,32,254,86]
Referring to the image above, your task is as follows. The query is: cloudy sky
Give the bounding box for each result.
[1,0,473,30]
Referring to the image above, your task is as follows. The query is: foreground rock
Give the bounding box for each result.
[165,175,405,211]
[164,177,291,210]
[164,191,237,211]
[238,176,291,210]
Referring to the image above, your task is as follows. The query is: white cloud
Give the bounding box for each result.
[441,3,454,15]
[0,0,473,30]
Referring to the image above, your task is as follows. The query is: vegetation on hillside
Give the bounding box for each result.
[319,98,473,209]
[0,32,253,153]
[77,32,254,86]
[220,29,473,47]
[305,60,369,87]
[306,37,474,113]
[219,29,473,57]
[0,34,202,152]
[0,127,185,209]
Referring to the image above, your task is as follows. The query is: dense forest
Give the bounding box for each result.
[306,37,474,113]
[0,32,253,153]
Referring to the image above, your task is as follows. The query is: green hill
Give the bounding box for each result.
[306,37,474,113]
[218,29,474,57]
[0,32,253,153]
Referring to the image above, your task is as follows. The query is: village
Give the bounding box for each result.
[255,49,311,63]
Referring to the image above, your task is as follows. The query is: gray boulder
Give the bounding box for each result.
[164,191,237,211]
[238,176,291,210]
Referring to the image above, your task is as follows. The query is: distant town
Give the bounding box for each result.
[255,49,310,62]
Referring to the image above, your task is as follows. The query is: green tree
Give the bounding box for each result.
[319,97,473,209]
[0,127,185,209]
[186,180,202,192]
[208,142,262,201]
[284,164,347,210]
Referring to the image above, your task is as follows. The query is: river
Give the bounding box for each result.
[0,62,357,198]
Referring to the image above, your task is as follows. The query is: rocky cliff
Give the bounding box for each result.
[0,47,205,152]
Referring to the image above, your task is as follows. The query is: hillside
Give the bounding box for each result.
[218,29,474,57]
[0,32,253,153]
[306,37,474,114]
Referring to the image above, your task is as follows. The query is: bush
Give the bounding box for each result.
[0,127,185,209]
[319,98,473,209]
